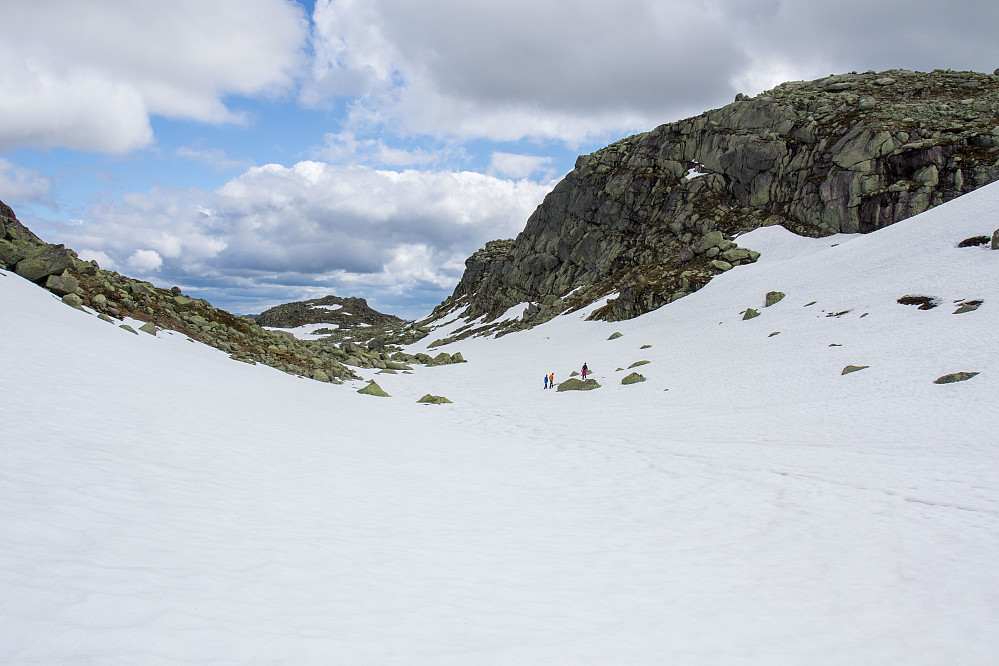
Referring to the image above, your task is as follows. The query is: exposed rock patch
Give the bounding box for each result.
[934,371,979,384]
[556,378,601,391]
[622,372,646,385]
[898,295,938,309]
[357,381,390,397]
[418,394,453,404]
[953,299,983,314]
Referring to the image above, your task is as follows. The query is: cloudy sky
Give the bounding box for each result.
[2,0,997,318]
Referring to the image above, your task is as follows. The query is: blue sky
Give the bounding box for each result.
[2,0,998,318]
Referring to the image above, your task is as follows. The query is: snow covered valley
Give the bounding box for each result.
[2,183,998,664]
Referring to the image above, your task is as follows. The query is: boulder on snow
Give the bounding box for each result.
[953,300,983,314]
[357,380,390,397]
[934,371,979,384]
[765,291,786,307]
[45,271,79,296]
[556,378,601,391]
[621,372,646,385]
[418,394,452,404]
[841,365,869,375]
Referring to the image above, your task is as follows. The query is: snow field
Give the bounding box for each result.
[2,182,999,663]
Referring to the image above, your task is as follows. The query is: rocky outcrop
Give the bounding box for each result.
[431,69,999,330]
[621,372,646,385]
[357,380,390,397]
[556,378,601,391]
[255,295,403,329]
[417,394,453,404]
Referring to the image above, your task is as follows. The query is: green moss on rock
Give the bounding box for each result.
[622,372,646,385]
[556,378,601,391]
[357,381,390,397]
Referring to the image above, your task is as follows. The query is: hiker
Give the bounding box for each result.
[549,372,555,389]
[581,363,588,380]
[544,374,549,389]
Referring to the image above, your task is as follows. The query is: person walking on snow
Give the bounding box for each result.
[549,372,555,389]
[581,363,588,380]
[544,374,549,389]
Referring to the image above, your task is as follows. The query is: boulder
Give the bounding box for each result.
[0,239,25,268]
[765,291,786,307]
[556,378,601,391]
[417,394,453,404]
[139,322,157,336]
[608,332,623,340]
[621,372,646,385]
[628,360,650,368]
[743,308,760,320]
[953,300,983,314]
[61,293,83,309]
[719,248,750,263]
[694,231,725,253]
[711,260,733,272]
[45,271,79,296]
[357,380,390,397]
[842,365,869,375]
[993,228,999,250]
[15,244,72,282]
[934,371,979,384]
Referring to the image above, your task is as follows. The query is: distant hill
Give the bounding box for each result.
[424,68,999,342]
[255,295,404,330]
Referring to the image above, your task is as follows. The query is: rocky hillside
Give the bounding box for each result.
[1,202,460,381]
[427,68,999,337]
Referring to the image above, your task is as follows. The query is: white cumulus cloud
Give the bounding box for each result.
[126,249,164,272]
[0,0,308,152]
[58,163,551,317]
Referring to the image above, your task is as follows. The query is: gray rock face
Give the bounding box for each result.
[431,69,999,326]
[15,244,72,282]
[45,272,79,296]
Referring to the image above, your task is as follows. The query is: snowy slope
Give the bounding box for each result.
[2,183,998,664]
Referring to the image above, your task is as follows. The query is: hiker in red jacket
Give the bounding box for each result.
[581,363,588,380]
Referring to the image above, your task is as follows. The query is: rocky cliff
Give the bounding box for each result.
[428,68,999,334]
